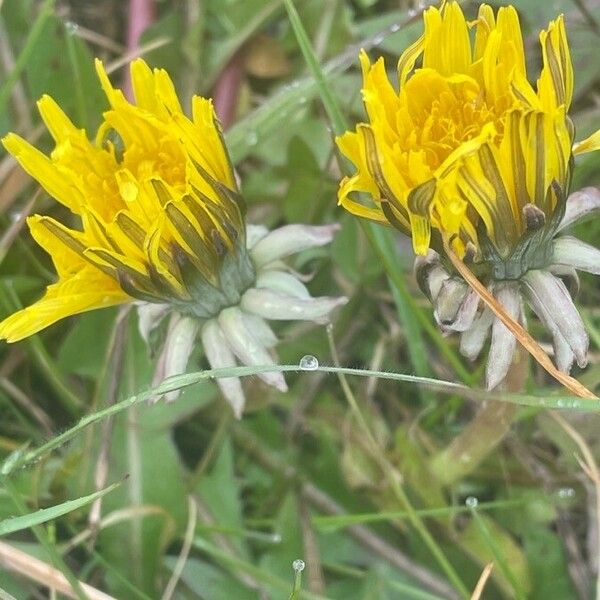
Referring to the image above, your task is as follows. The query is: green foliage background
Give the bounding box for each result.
[0,0,599,598]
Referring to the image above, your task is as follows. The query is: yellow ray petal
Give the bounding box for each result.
[0,267,129,343]
[187,97,236,189]
[424,2,471,76]
[95,58,127,108]
[473,4,496,62]
[538,15,573,110]
[2,134,83,213]
[37,95,80,143]
[573,128,600,155]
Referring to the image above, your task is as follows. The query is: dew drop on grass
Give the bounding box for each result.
[299,355,319,371]
[465,496,478,508]
[292,559,305,572]
[65,21,79,34]
[390,23,401,33]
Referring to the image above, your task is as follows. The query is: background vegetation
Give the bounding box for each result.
[0,0,600,598]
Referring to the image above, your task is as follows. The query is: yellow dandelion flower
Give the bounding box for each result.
[1,58,249,341]
[336,1,600,261]
[338,1,600,389]
[0,59,346,416]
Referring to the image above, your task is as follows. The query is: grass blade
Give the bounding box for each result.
[0,480,122,536]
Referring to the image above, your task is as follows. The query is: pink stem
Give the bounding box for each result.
[212,52,245,129]
[124,0,156,101]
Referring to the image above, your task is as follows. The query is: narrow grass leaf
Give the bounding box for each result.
[0,480,122,536]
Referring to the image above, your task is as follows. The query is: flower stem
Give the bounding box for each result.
[429,349,527,485]
[430,401,519,485]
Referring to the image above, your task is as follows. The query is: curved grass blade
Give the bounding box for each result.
[2,362,598,475]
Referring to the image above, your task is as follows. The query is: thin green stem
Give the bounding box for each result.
[125,336,143,586]
[26,334,83,413]
[312,497,529,530]
[2,363,595,475]
[282,0,348,136]
[0,0,55,117]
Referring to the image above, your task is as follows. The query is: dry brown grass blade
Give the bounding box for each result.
[470,562,494,600]
[442,239,596,399]
[0,540,116,600]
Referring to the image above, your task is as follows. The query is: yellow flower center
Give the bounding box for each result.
[401,70,502,172]
[122,134,188,195]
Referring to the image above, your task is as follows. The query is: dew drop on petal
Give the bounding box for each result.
[292,559,305,572]
[465,496,478,509]
[299,355,319,371]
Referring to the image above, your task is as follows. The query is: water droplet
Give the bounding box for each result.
[465,496,478,508]
[245,131,258,146]
[292,559,305,572]
[408,8,417,17]
[299,355,319,371]
[557,399,566,408]
[390,23,401,33]
[270,533,282,543]
[372,34,385,46]
[558,487,575,499]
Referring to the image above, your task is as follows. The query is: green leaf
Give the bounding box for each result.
[196,437,250,559]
